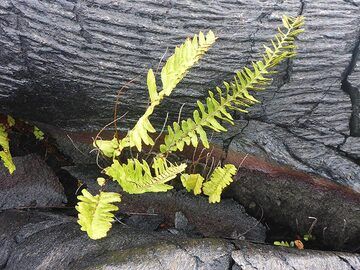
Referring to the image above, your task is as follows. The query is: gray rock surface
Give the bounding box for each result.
[1,210,359,270]
[175,211,192,231]
[227,120,360,191]
[0,210,234,270]
[0,0,359,190]
[231,241,360,270]
[122,211,165,231]
[0,154,66,209]
[341,46,360,157]
[119,191,267,242]
[341,137,360,159]
[225,163,360,251]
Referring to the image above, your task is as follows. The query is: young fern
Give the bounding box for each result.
[76,16,305,240]
[105,157,187,194]
[159,16,304,154]
[0,123,16,174]
[181,173,204,195]
[76,189,121,240]
[203,164,237,203]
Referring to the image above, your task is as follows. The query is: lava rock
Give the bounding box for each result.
[1,210,359,270]
[0,0,359,192]
[341,137,360,159]
[227,119,360,192]
[231,241,360,270]
[61,164,119,193]
[223,161,360,251]
[175,211,193,231]
[0,210,234,270]
[0,154,66,210]
[120,190,267,242]
[122,212,165,231]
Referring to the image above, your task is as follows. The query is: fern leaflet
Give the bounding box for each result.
[76,189,121,240]
[203,164,237,203]
[104,157,187,194]
[181,173,204,195]
[0,124,15,174]
[159,15,304,154]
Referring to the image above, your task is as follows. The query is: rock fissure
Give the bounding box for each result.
[222,119,249,161]
[251,117,360,165]
[341,30,360,137]
[11,2,31,78]
[343,0,359,7]
[293,83,336,124]
[233,117,360,188]
[228,255,236,270]
[299,0,306,15]
[72,1,92,44]
[338,255,357,270]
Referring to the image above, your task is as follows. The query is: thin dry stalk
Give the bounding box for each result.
[177,103,186,124]
[113,77,139,138]
[145,113,169,161]
[155,48,169,75]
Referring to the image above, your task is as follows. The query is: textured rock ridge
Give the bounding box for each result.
[0,1,359,189]
[1,210,359,270]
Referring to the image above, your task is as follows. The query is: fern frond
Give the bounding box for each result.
[181,173,204,195]
[105,157,187,194]
[161,30,216,96]
[203,164,237,203]
[102,31,217,154]
[159,15,304,154]
[0,124,15,174]
[76,189,121,240]
[94,137,120,158]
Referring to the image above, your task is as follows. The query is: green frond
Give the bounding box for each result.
[33,126,44,141]
[76,189,121,240]
[181,173,204,195]
[94,137,120,158]
[104,157,187,194]
[159,15,304,154]
[203,164,237,203]
[0,124,15,174]
[7,115,15,127]
[105,30,216,154]
[161,30,216,96]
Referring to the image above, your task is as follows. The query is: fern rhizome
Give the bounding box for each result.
[76,15,305,240]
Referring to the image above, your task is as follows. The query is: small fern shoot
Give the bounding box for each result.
[0,124,15,174]
[76,189,121,240]
[181,173,204,195]
[104,157,187,194]
[159,15,304,154]
[203,164,237,203]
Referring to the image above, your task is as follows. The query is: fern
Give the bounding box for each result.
[104,157,187,194]
[77,16,305,240]
[33,126,45,141]
[76,189,121,240]
[181,173,204,195]
[95,31,216,155]
[203,164,237,203]
[94,137,120,158]
[159,15,304,154]
[0,124,15,174]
